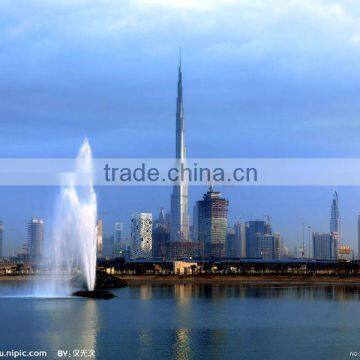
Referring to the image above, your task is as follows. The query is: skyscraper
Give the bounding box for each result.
[152,208,170,257]
[245,219,280,259]
[234,221,246,258]
[194,186,228,257]
[226,222,246,258]
[245,220,272,258]
[0,221,3,259]
[131,213,152,259]
[330,191,340,259]
[114,222,124,247]
[170,52,189,242]
[27,218,44,261]
[313,232,336,260]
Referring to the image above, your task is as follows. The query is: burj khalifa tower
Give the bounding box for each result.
[170,52,189,242]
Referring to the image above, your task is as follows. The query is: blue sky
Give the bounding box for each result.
[1,0,360,254]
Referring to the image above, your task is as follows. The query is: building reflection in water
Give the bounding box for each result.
[139,285,153,300]
[173,328,190,360]
[135,282,360,302]
[40,299,98,358]
[170,283,360,302]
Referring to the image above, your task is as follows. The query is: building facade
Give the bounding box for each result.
[194,187,228,257]
[28,218,44,261]
[131,213,152,259]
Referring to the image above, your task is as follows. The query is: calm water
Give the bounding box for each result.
[0,282,360,359]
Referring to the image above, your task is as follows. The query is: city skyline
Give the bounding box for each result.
[2,1,360,256]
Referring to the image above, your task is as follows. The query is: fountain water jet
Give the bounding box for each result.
[49,139,97,294]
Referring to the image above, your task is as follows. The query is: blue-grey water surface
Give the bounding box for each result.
[0,282,360,359]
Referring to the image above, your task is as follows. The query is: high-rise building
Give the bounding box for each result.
[131,213,152,259]
[114,222,124,248]
[234,221,246,257]
[27,218,44,261]
[152,226,170,258]
[313,232,336,260]
[153,208,167,229]
[194,186,228,257]
[152,209,170,257]
[225,227,236,257]
[102,235,114,259]
[330,191,340,258]
[358,215,360,260]
[97,219,103,258]
[225,222,246,258]
[245,220,272,258]
[245,220,280,259]
[0,221,3,259]
[170,53,189,242]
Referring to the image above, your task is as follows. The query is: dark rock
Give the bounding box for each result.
[71,270,127,291]
[95,271,127,290]
[73,290,116,299]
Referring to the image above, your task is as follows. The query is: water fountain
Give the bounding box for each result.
[43,139,98,296]
[33,139,118,299]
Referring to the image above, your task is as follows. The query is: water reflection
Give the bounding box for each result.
[40,299,98,358]
[131,283,360,302]
[173,328,190,360]
[2,281,360,359]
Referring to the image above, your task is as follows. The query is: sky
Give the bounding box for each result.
[1,0,360,254]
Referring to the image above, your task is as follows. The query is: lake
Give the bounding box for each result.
[0,282,359,359]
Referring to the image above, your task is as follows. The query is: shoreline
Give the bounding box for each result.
[2,274,360,286]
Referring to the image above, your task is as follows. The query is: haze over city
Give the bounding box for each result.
[1,0,360,254]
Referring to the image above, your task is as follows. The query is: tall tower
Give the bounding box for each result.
[170,51,189,242]
[27,218,44,262]
[330,191,340,258]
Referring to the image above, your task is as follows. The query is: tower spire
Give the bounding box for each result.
[171,50,189,242]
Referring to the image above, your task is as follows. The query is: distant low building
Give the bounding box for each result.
[158,242,201,260]
[173,261,197,275]
[338,244,354,261]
